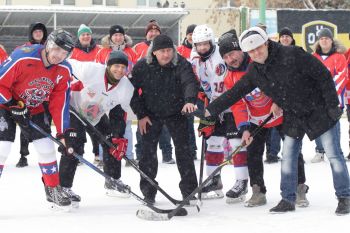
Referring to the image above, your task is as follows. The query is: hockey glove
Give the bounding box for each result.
[198,116,216,139]
[109,138,128,161]
[57,128,78,156]
[9,101,30,128]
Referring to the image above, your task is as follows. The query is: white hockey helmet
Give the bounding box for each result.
[192,24,215,44]
[238,26,268,52]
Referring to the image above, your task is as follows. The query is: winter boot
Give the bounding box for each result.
[44,185,71,211]
[311,152,324,163]
[296,184,309,207]
[245,184,267,207]
[226,179,248,204]
[200,174,224,199]
[93,156,100,165]
[16,156,28,168]
[269,199,295,214]
[264,154,280,164]
[62,187,81,208]
[104,178,131,198]
[162,158,176,164]
[97,160,104,169]
[335,197,350,216]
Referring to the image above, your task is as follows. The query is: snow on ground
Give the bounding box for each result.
[0,118,349,232]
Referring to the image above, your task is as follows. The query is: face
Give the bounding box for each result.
[247,43,269,64]
[109,63,127,80]
[146,29,161,41]
[195,41,211,54]
[46,46,70,64]
[153,48,174,66]
[223,50,244,68]
[319,37,333,52]
[186,33,193,44]
[32,29,44,43]
[79,33,92,47]
[111,33,125,45]
[279,35,293,46]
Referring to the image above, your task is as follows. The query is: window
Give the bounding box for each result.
[106,0,117,6]
[5,0,12,5]
[137,0,157,7]
[51,0,75,5]
[92,0,103,5]
[64,0,75,5]
[51,0,60,4]
[92,0,117,6]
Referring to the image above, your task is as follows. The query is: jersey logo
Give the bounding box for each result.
[215,63,226,76]
[20,46,35,53]
[20,77,54,107]
[87,88,96,98]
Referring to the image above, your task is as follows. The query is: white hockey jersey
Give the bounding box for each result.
[68,59,134,126]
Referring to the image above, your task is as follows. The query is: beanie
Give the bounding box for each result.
[317,28,333,40]
[279,27,293,39]
[145,20,161,35]
[152,35,174,52]
[77,24,92,38]
[239,26,268,52]
[107,50,129,67]
[219,33,241,57]
[186,24,197,35]
[109,25,125,38]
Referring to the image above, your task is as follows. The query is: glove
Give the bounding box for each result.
[9,102,30,127]
[198,116,216,139]
[57,128,78,155]
[109,138,128,161]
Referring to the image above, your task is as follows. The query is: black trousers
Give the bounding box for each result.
[247,124,306,194]
[139,114,198,199]
[59,113,121,188]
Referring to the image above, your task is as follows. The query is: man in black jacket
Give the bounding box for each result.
[130,34,198,204]
[205,26,350,215]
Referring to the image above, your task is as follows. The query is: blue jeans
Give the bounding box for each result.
[124,120,134,160]
[314,136,325,153]
[266,127,282,156]
[281,121,350,203]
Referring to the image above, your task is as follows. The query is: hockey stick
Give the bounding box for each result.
[197,137,206,201]
[28,120,187,217]
[136,114,273,221]
[69,106,187,206]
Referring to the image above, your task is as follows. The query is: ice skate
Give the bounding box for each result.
[16,156,28,168]
[200,174,224,199]
[296,184,309,207]
[226,179,248,204]
[105,178,131,198]
[62,187,81,208]
[44,185,72,211]
[245,184,267,207]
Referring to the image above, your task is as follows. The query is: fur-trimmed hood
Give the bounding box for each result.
[100,34,133,49]
[145,40,178,66]
[313,39,347,55]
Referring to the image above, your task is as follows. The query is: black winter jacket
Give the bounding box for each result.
[207,41,341,140]
[130,50,198,120]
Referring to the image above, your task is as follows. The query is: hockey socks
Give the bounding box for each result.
[39,161,59,187]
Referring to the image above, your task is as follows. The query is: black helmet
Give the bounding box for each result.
[47,29,74,53]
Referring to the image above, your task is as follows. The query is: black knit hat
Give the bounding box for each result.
[152,35,174,52]
[186,24,197,35]
[107,51,128,67]
[145,20,161,35]
[317,28,333,40]
[279,27,294,39]
[109,25,125,37]
[218,32,241,57]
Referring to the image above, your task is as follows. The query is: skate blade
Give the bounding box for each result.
[136,209,170,221]
[226,195,246,204]
[244,201,266,207]
[105,190,131,198]
[296,201,309,208]
[48,202,72,212]
[71,201,80,209]
[200,190,224,200]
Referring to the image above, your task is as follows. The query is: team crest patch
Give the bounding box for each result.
[215,63,226,76]
[20,46,35,53]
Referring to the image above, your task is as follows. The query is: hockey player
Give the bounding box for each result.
[60,51,134,205]
[218,31,309,207]
[206,26,350,215]
[0,29,76,209]
[191,25,249,202]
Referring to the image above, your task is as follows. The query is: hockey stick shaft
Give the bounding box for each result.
[69,106,183,205]
[166,113,273,219]
[28,120,187,216]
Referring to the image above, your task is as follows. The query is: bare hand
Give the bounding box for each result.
[270,103,283,117]
[181,103,197,113]
[242,130,253,146]
[138,116,152,135]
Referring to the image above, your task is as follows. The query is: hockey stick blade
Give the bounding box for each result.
[136,207,187,221]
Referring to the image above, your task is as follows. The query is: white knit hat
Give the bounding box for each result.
[239,26,268,52]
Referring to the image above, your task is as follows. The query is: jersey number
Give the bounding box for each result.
[214,82,224,93]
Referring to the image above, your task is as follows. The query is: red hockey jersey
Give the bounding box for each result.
[0,44,72,134]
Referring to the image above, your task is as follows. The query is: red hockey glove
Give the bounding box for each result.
[9,101,30,128]
[198,116,216,139]
[57,128,78,156]
[109,138,128,161]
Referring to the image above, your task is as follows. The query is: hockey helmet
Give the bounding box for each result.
[192,24,215,44]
